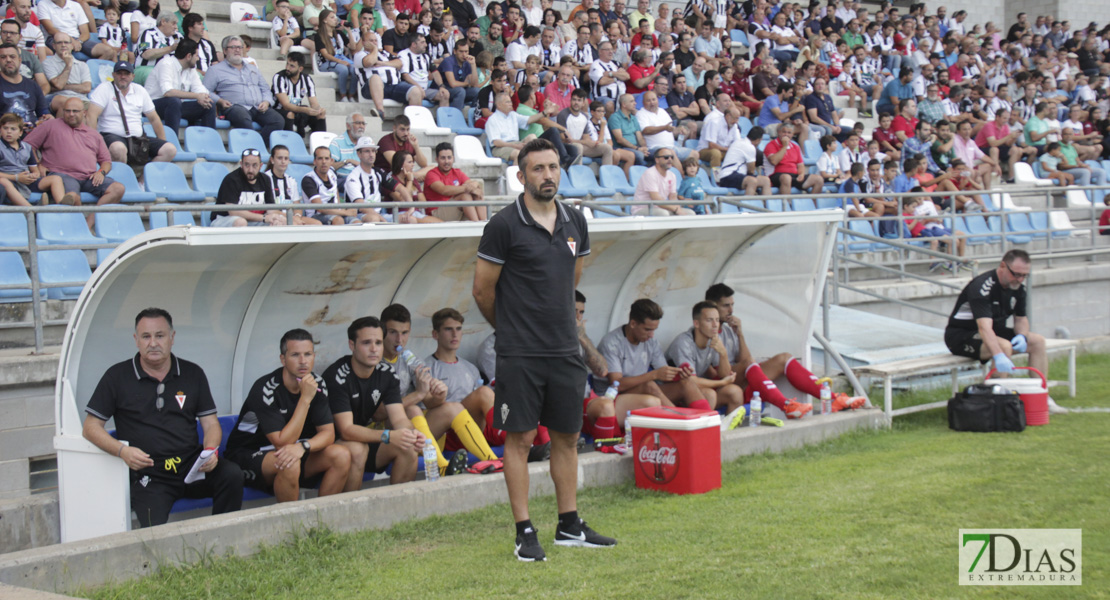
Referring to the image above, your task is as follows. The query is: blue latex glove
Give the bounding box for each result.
[1011,334,1028,353]
[993,353,1015,374]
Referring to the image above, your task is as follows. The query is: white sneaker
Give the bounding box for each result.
[1047,397,1070,415]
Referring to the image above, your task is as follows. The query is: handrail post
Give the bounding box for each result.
[26,210,43,353]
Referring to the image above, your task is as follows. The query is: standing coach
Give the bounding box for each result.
[473,138,616,562]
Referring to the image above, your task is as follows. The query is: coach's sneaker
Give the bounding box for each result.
[515,527,546,562]
[444,450,470,476]
[528,441,552,462]
[554,519,617,548]
[1047,397,1070,415]
[783,399,813,419]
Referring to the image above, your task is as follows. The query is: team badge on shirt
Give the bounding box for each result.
[567,236,576,255]
[175,392,186,409]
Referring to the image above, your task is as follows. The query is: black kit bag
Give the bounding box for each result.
[947,384,1026,433]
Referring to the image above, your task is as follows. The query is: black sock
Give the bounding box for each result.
[558,511,579,529]
[516,519,534,536]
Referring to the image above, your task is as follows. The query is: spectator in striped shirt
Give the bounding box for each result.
[136,14,183,74]
[182,14,221,75]
[272,53,327,136]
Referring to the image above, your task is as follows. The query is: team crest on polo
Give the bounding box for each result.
[175,392,186,409]
[567,237,576,255]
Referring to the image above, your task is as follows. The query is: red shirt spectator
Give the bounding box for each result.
[395,0,421,15]
[376,132,416,173]
[891,115,918,141]
[627,63,656,94]
[511,88,545,109]
[765,137,803,174]
[974,121,1010,148]
[1099,207,1110,235]
[873,125,900,150]
[424,166,470,214]
[631,32,658,47]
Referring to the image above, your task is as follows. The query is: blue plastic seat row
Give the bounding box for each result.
[0,249,91,301]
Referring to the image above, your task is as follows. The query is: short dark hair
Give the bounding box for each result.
[182,12,204,30]
[518,138,558,170]
[692,300,717,320]
[517,84,533,104]
[432,307,464,331]
[380,303,411,325]
[575,290,586,303]
[394,114,411,128]
[1003,249,1031,265]
[435,141,453,157]
[571,88,589,100]
[280,329,314,355]
[705,283,734,302]
[747,125,764,141]
[135,307,173,328]
[175,38,199,60]
[347,316,383,341]
[523,25,541,38]
[629,298,663,323]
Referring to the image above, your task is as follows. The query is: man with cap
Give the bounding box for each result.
[342,136,388,223]
[203,35,285,144]
[87,60,177,165]
[211,149,286,227]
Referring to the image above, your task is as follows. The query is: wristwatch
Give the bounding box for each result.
[300,440,311,453]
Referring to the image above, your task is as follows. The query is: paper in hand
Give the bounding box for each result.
[184,449,216,484]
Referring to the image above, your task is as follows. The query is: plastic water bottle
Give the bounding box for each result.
[750,392,762,427]
[604,380,620,400]
[396,345,424,368]
[423,440,439,482]
[624,410,633,448]
[820,381,832,415]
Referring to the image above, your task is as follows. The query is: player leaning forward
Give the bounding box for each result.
[473,138,616,562]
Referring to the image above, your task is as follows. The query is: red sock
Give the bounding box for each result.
[533,425,550,446]
[744,363,789,410]
[484,407,506,447]
[784,357,822,398]
[689,398,712,411]
[593,415,618,439]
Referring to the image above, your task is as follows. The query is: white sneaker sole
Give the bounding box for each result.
[554,534,617,548]
[514,546,545,562]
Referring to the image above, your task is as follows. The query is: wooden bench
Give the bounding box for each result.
[854,338,1078,419]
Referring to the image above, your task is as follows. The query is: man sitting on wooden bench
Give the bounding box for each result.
[943,249,1068,414]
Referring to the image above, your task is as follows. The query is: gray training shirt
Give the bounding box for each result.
[425,354,483,404]
[665,328,721,377]
[594,325,667,393]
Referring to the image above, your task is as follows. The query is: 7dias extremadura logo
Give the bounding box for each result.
[959,529,1082,586]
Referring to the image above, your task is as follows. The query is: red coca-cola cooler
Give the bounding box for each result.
[626,406,721,495]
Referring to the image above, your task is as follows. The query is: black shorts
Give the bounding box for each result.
[227,446,311,492]
[995,143,1012,162]
[102,133,170,161]
[945,326,1015,362]
[493,354,587,434]
[363,442,389,474]
[775,172,806,189]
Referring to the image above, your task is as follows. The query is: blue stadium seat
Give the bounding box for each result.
[569,165,616,197]
[36,213,108,245]
[229,129,271,162]
[185,127,238,162]
[765,198,785,211]
[107,162,158,203]
[792,198,817,211]
[557,169,589,198]
[0,251,45,302]
[629,165,647,187]
[729,29,749,46]
[842,219,878,252]
[149,211,197,228]
[286,163,312,183]
[802,139,821,167]
[192,162,230,198]
[816,197,843,209]
[1027,210,1069,239]
[36,249,91,300]
[696,168,736,195]
[599,165,636,195]
[0,214,48,247]
[737,116,752,137]
[959,214,1000,244]
[436,107,483,136]
[94,212,146,244]
[1003,211,1034,244]
[144,123,197,162]
[269,131,313,164]
[144,163,207,203]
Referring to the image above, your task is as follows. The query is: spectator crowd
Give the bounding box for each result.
[2,0,1110,239]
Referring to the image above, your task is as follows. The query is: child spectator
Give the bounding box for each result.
[1099,197,1110,235]
[97,6,132,64]
[677,156,706,214]
[272,0,305,59]
[0,114,64,207]
[816,135,845,184]
[907,189,968,271]
[1038,142,1076,187]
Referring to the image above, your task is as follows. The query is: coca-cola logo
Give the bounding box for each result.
[636,431,679,484]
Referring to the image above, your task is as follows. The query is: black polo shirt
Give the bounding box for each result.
[477,195,589,358]
[946,270,1026,334]
[85,354,217,459]
[225,367,332,455]
[322,356,401,437]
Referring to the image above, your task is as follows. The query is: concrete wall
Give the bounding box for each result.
[839,262,1110,340]
[0,386,56,500]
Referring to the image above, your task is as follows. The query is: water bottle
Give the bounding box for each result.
[750,392,762,427]
[624,410,633,448]
[820,381,832,415]
[604,381,620,400]
[396,345,424,368]
[423,440,439,482]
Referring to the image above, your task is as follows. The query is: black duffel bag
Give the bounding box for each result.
[948,384,1026,432]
